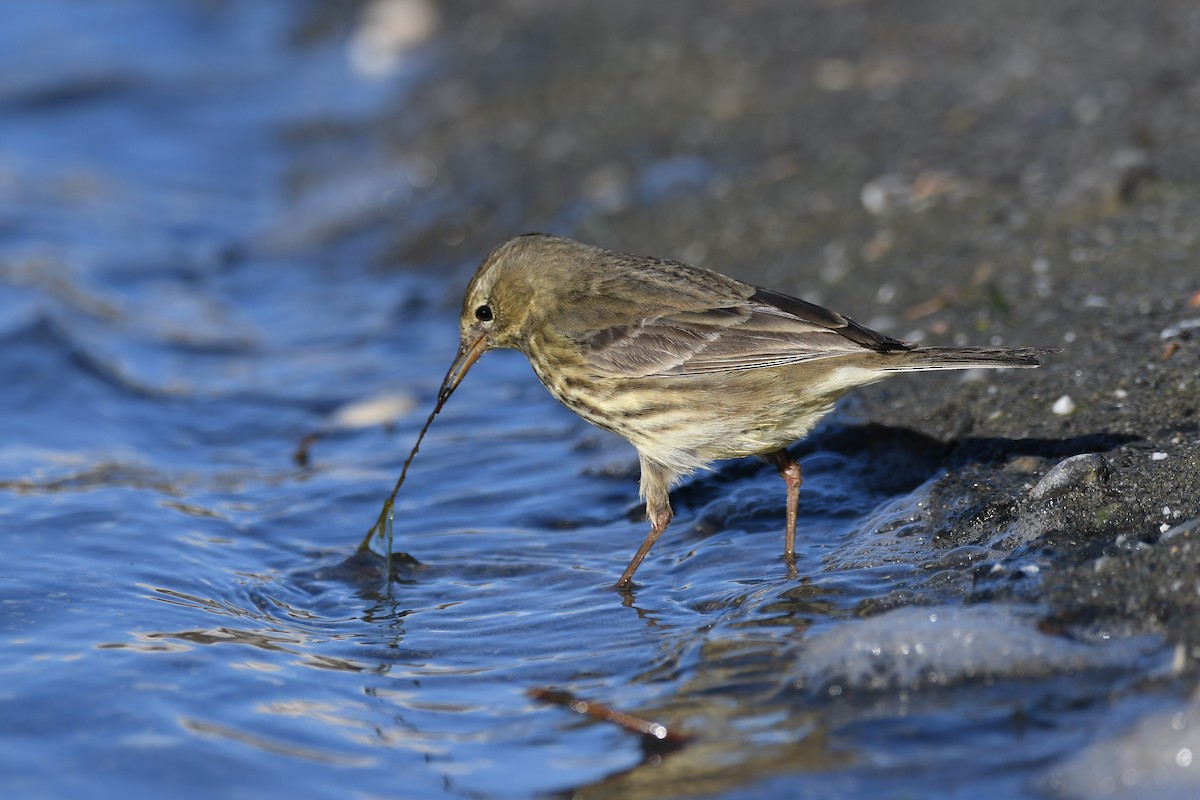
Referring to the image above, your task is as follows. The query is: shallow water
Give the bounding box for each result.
[0,3,1184,798]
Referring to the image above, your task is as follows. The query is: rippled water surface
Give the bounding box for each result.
[0,4,1179,798]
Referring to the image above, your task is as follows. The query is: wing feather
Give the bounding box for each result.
[582,288,911,378]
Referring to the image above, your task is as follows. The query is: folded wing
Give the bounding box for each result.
[582,287,911,378]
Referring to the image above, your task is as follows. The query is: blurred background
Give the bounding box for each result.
[2,1,1199,798]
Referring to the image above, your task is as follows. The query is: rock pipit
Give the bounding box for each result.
[435,234,1052,589]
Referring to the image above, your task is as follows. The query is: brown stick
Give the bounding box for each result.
[357,402,441,553]
[528,687,690,748]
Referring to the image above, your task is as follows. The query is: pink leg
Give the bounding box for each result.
[767,450,803,562]
[616,503,672,590]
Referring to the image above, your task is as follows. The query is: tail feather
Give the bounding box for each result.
[879,346,1057,372]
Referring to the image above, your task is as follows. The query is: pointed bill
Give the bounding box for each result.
[437,334,487,410]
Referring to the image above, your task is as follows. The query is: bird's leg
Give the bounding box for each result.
[767,449,803,562]
[615,501,672,591]
[615,456,674,590]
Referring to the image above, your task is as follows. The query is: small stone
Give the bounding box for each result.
[350,0,441,76]
[1161,517,1200,541]
[1029,453,1113,500]
[1151,452,1169,461]
[1052,395,1077,416]
[860,174,910,215]
[1160,318,1200,340]
[331,393,417,429]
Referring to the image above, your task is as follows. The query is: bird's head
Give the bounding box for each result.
[439,233,570,408]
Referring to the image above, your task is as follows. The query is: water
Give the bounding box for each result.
[0,3,1183,798]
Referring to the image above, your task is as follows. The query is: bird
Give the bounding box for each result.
[437,233,1053,589]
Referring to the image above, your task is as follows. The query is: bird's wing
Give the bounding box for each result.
[581,287,911,378]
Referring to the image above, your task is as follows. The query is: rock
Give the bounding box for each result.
[1029,454,1114,500]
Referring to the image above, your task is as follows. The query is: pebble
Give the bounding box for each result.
[331,393,418,429]
[1052,395,1077,416]
[860,174,909,215]
[1029,453,1113,500]
[1160,318,1200,339]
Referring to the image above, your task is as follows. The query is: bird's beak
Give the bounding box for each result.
[437,334,488,411]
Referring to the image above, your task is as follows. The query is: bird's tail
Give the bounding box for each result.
[879,346,1056,372]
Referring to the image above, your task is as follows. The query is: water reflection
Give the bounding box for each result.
[181,718,375,767]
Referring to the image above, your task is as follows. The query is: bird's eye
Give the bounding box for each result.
[474,304,494,322]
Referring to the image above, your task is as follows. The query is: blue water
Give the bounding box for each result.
[0,3,1181,798]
